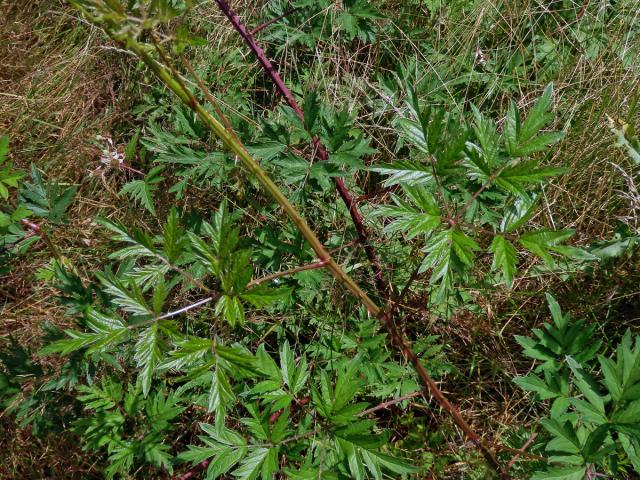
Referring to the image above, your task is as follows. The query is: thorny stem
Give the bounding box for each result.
[133,53,381,313]
[212,0,389,298]
[453,180,492,225]
[453,165,508,225]
[265,428,319,448]
[174,460,210,480]
[354,185,397,203]
[208,3,513,464]
[497,444,546,463]
[156,254,212,294]
[377,310,510,477]
[75,6,511,478]
[117,161,145,176]
[428,154,453,221]
[386,251,425,318]
[507,433,539,469]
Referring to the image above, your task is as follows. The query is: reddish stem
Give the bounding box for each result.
[20,218,61,260]
[507,433,538,469]
[359,390,422,416]
[249,8,299,35]
[21,219,41,231]
[355,185,397,203]
[212,0,388,298]
[175,459,210,480]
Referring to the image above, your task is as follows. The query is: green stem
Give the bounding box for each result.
[124,40,383,317]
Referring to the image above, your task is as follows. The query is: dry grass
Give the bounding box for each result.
[0,0,133,335]
[0,420,102,480]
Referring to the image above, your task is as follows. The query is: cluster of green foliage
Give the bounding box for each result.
[1,0,639,479]
[515,295,640,479]
[0,136,77,274]
[371,81,575,298]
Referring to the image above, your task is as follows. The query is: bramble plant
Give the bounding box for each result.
[1,1,639,479]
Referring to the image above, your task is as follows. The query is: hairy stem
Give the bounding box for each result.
[21,219,62,261]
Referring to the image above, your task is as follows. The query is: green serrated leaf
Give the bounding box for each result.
[119,165,164,216]
[124,130,140,161]
[566,356,605,413]
[207,447,247,479]
[373,186,440,239]
[420,229,479,298]
[215,295,245,327]
[162,208,186,263]
[495,161,566,195]
[98,273,152,316]
[490,235,517,287]
[514,374,559,400]
[369,161,433,187]
[469,104,500,168]
[240,284,291,308]
[208,366,234,413]
[232,447,270,480]
[582,423,610,460]
[519,229,575,265]
[501,194,538,233]
[520,84,555,142]
[303,90,319,132]
[19,166,76,223]
[530,465,586,480]
[614,399,640,424]
[135,324,162,397]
